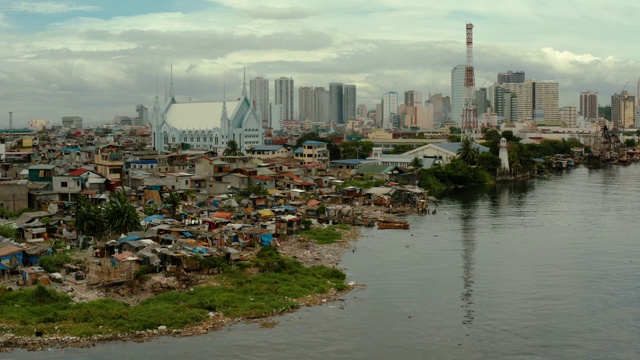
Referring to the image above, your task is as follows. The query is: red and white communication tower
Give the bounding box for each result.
[461,23,478,139]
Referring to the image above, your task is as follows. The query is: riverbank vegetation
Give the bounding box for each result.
[416,129,587,193]
[300,224,351,244]
[0,247,347,338]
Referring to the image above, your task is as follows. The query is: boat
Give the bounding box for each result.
[377,220,410,230]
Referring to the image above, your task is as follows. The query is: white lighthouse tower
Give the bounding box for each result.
[499,137,509,172]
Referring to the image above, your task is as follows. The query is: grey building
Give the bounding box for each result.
[329,83,344,124]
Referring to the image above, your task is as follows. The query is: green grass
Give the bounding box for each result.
[299,225,349,244]
[0,248,347,337]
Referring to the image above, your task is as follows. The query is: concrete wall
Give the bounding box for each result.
[0,182,29,212]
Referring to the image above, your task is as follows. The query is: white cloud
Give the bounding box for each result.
[1,1,640,126]
[11,1,100,14]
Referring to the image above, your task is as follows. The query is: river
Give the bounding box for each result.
[7,165,640,359]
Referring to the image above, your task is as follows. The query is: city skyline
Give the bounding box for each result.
[1,0,640,126]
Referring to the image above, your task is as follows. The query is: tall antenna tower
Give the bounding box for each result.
[461,23,478,139]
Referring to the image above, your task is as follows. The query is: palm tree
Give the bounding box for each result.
[164,190,183,219]
[103,190,142,237]
[75,195,106,240]
[409,156,424,169]
[457,137,479,165]
[223,140,243,156]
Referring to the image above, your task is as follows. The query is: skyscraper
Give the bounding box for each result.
[476,88,488,116]
[497,71,525,84]
[404,90,422,107]
[329,83,344,124]
[533,81,559,121]
[343,85,357,123]
[579,91,598,120]
[611,91,636,129]
[313,87,329,124]
[451,65,466,126]
[382,91,399,129]
[250,77,269,123]
[274,77,294,120]
[298,86,314,122]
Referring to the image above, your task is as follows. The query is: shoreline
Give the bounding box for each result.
[0,226,366,353]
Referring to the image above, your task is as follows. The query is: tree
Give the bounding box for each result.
[223,140,243,156]
[103,190,142,236]
[75,195,106,240]
[409,156,424,169]
[391,144,413,154]
[457,137,479,165]
[476,152,502,174]
[0,223,17,240]
[164,190,183,219]
[340,140,374,159]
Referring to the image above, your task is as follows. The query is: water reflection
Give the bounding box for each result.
[454,192,480,327]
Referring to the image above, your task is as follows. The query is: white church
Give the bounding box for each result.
[152,70,264,153]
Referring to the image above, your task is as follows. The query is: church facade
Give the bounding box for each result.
[151,75,264,153]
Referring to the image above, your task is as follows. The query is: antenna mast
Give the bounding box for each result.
[462,23,479,140]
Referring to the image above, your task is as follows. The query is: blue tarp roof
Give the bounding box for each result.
[271,206,297,212]
[183,231,193,238]
[142,215,165,223]
[260,233,273,246]
[118,234,142,243]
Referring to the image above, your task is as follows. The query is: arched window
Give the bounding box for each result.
[172,134,176,143]
[215,135,219,145]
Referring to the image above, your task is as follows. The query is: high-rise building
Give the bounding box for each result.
[611,91,636,129]
[429,93,444,124]
[500,81,533,122]
[269,103,283,131]
[329,83,344,124]
[579,91,598,120]
[250,77,269,123]
[274,77,294,120]
[559,106,577,127]
[343,84,357,122]
[404,90,422,107]
[375,103,382,127]
[533,81,559,121]
[497,71,525,84]
[476,88,488,115]
[451,65,466,126]
[382,91,399,129]
[493,86,518,122]
[357,104,368,119]
[298,86,314,122]
[313,87,329,124]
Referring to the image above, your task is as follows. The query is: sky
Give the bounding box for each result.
[1,0,639,127]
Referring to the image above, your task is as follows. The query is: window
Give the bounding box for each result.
[150,165,154,169]
[185,180,188,185]
[61,181,68,188]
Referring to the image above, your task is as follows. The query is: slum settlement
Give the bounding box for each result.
[0,141,429,350]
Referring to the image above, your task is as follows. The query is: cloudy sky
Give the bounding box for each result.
[1,0,639,126]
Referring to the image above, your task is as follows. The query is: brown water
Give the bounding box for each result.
[9,165,640,359]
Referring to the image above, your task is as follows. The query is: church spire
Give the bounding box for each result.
[222,82,228,118]
[169,63,175,99]
[241,66,247,98]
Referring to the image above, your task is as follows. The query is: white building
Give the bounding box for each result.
[250,77,269,124]
[450,65,466,126]
[152,75,264,154]
[275,77,294,121]
[270,104,283,131]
